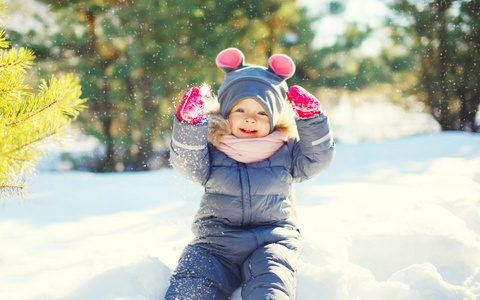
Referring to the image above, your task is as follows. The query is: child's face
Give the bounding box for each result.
[228,98,270,139]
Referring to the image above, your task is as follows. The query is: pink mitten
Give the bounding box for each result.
[286,85,322,119]
[176,87,204,124]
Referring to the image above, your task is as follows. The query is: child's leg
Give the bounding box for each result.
[165,244,241,300]
[241,242,299,300]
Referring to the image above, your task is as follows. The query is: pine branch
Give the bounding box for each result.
[0,175,27,200]
[0,46,35,71]
[2,130,57,165]
[0,4,87,200]
[6,97,59,127]
[0,30,9,49]
[1,75,86,181]
[0,31,34,120]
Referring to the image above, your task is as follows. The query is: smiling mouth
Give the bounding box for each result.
[240,128,258,134]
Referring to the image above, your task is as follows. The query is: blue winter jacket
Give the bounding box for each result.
[170,113,334,263]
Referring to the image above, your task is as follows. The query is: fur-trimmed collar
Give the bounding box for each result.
[205,102,298,147]
[197,83,298,147]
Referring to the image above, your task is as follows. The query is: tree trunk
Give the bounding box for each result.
[99,117,117,172]
[458,88,479,132]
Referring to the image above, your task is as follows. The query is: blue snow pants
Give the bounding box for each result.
[165,227,301,299]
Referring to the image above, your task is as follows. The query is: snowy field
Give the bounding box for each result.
[1,130,480,300]
[3,1,480,298]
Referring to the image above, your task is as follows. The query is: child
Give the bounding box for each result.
[166,48,335,299]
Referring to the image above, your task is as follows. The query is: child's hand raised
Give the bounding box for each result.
[177,87,205,124]
[286,86,322,119]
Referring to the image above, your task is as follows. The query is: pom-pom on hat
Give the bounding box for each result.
[216,48,295,133]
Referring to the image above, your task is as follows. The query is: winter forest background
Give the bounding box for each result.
[2,0,480,172]
[1,0,480,299]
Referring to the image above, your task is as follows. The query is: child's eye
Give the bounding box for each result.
[235,108,245,113]
[258,111,267,116]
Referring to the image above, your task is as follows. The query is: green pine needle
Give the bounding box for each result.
[0,2,87,200]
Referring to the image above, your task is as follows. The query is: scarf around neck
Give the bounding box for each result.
[216,131,288,163]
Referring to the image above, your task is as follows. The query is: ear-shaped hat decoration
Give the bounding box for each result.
[215,48,244,73]
[267,54,295,80]
[215,48,295,80]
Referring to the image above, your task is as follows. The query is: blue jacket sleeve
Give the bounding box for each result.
[169,116,210,186]
[291,113,335,182]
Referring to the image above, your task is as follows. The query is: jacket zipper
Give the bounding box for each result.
[239,163,252,226]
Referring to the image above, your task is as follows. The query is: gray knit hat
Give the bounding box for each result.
[216,48,295,133]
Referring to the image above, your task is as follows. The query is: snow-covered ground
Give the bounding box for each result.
[1,130,480,300]
[3,1,480,298]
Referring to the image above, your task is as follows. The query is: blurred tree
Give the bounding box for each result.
[305,23,378,90]
[0,1,86,199]
[387,0,480,131]
[329,0,345,15]
[26,0,326,171]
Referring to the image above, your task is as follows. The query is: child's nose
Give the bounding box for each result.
[245,116,256,123]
